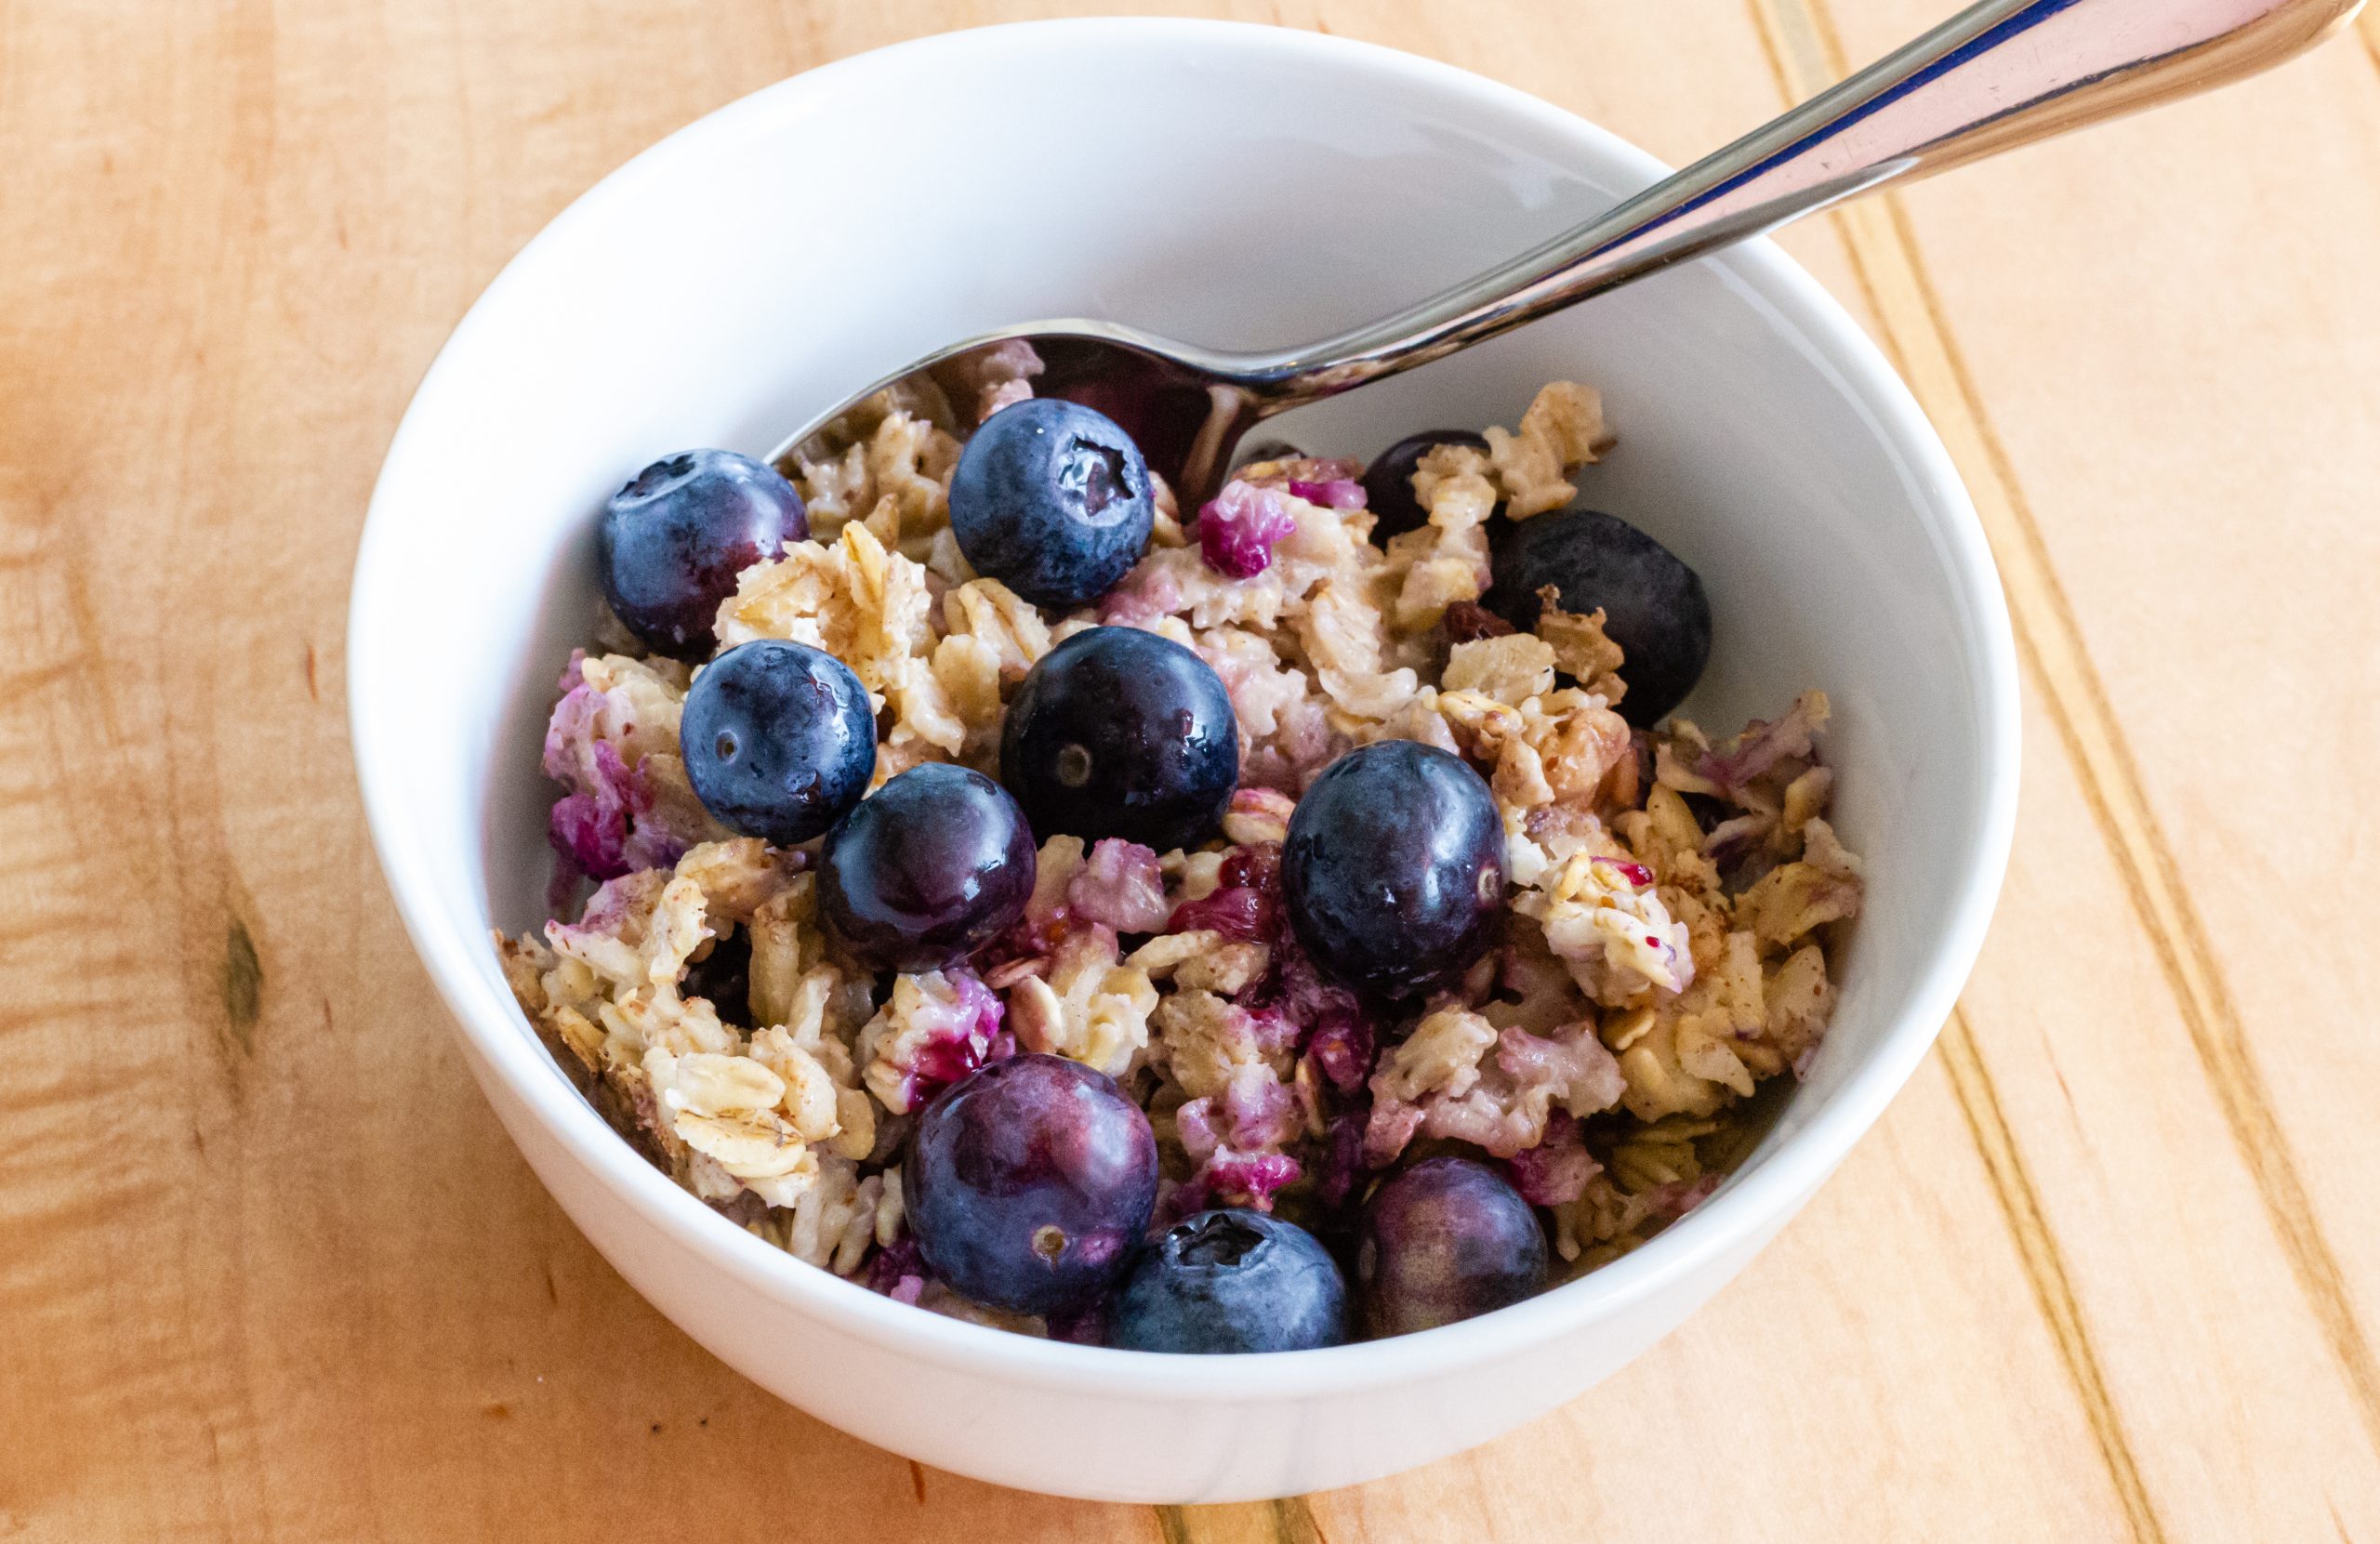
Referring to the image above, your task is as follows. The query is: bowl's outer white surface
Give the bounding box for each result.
[350,19,2018,1502]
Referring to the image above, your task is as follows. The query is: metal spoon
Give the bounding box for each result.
[772,0,2360,503]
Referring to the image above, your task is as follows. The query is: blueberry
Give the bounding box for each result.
[681,640,875,845]
[947,399,1154,607]
[1483,508,1712,729]
[821,762,1036,970]
[1281,741,1504,998]
[600,449,808,659]
[1107,1209,1348,1354]
[1359,429,1491,541]
[1357,1156,1548,1337]
[1000,627,1238,851]
[903,1054,1159,1316]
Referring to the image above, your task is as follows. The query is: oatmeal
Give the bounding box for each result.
[498,363,1863,1350]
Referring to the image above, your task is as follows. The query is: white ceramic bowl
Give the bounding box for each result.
[350,19,2017,1503]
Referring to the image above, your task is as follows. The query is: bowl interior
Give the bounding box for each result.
[352,19,2013,1363]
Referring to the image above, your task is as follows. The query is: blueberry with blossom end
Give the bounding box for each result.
[1484,508,1712,728]
[1358,1156,1548,1336]
[948,398,1154,607]
[1107,1210,1348,1353]
[681,640,875,845]
[1359,429,1489,541]
[600,449,808,659]
[904,1054,1158,1316]
[821,763,1036,970]
[1282,740,1504,998]
[1001,627,1238,851]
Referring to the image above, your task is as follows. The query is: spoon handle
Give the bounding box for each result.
[1248,0,2361,403]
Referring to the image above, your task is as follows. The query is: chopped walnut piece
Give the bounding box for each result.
[1533,598,1628,706]
[1486,381,1610,518]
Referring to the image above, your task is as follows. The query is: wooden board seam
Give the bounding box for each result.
[1748,0,2380,1466]
[1940,1009,2170,1544]
[1156,1491,1328,1541]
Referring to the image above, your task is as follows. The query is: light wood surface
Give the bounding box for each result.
[4,2,2376,1538]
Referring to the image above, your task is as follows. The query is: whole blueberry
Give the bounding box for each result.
[821,762,1036,970]
[1359,429,1491,541]
[904,1054,1159,1316]
[681,640,875,845]
[947,398,1154,607]
[1281,741,1504,998]
[1483,508,1712,729]
[1000,627,1238,851]
[1358,1156,1548,1337]
[1106,1209,1348,1354]
[600,449,808,659]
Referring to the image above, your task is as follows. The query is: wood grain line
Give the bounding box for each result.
[1939,1010,2169,1544]
[1758,0,2380,1462]
[1274,1496,1326,1544]
[1151,1497,1326,1544]
[1733,20,2159,1506]
[1739,0,1918,382]
[1877,184,2380,1459]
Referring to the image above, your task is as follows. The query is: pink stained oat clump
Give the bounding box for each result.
[1196,1150,1302,1211]
[866,1235,931,1304]
[1287,477,1366,510]
[1641,1172,1723,1221]
[1316,1110,1368,1206]
[1172,1083,1306,1214]
[1197,480,1301,579]
[1179,1064,1303,1157]
[1066,839,1171,933]
[1096,564,1183,627]
[1506,1112,1599,1206]
[1166,843,1284,942]
[1305,1008,1375,1093]
[896,969,1010,1110]
[1697,693,1825,795]
[547,740,651,881]
[543,658,653,883]
[540,651,693,892]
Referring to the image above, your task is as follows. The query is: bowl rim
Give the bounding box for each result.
[350,15,2019,1400]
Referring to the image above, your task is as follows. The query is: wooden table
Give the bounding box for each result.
[5,1,2376,1537]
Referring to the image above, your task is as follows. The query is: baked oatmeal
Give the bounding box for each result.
[497,355,1863,1350]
